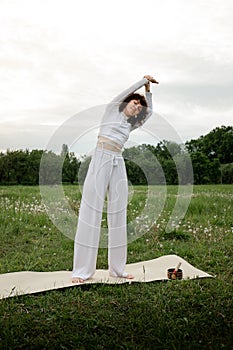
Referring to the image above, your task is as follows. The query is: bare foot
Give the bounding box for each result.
[72,277,85,284]
[109,272,134,279]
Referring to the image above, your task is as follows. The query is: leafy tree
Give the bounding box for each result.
[124,146,165,185]
[221,163,233,184]
[0,152,6,184]
[190,151,221,184]
[3,149,18,184]
[186,126,233,163]
[174,154,194,185]
[17,150,44,185]
[0,125,231,185]
[208,158,221,184]
[160,158,178,185]
[62,152,80,184]
[39,151,63,185]
[61,144,69,157]
[77,156,92,185]
[190,152,209,184]
[153,141,182,160]
[60,144,80,184]
[124,147,147,184]
[11,150,29,184]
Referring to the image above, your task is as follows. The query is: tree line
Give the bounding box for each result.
[0,126,232,185]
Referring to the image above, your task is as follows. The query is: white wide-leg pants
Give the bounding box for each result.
[72,148,128,280]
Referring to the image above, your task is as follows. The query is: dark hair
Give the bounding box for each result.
[119,93,148,127]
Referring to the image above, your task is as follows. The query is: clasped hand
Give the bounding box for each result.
[144,75,159,84]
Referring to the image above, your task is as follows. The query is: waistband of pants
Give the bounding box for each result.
[94,146,122,157]
[97,141,122,152]
[97,135,123,151]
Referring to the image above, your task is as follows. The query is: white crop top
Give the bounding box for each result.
[98,78,153,147]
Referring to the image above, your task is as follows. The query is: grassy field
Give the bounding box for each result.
[0,184,232,349]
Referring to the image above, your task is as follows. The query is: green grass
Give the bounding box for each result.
[0,185,233,349]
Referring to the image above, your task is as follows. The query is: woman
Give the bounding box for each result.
[72,75,158,283]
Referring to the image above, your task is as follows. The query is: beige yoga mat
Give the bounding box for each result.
[0,255,213,299]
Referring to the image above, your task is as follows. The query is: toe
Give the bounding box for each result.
[72,278,85,284]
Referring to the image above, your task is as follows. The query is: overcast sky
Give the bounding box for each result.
[0,0,232,154]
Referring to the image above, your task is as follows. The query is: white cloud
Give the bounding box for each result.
[0,0,232,152]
